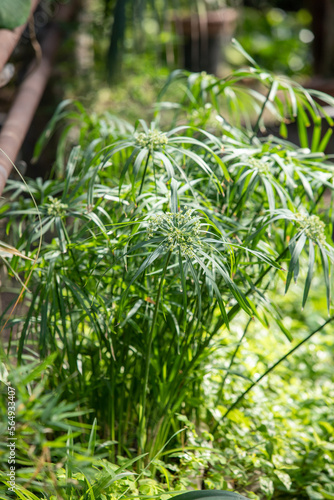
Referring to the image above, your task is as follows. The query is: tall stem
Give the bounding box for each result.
[138,250,171,456]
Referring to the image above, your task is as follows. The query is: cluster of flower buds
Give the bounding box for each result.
[135,129,168,149]
[295,213,326,245]
[46,196,68,217]
[147,208,202,258]
[248,157,271,175]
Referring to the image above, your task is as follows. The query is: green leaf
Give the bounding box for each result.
[63,146,81,199]
[211,280,230,330]
[0,0,30,30]
[171,490,249,500]
[262,177,276,212]
[187,259,202,319]
[170,178,179,213]
[87,418,98,456]
[285,233,307,294]
[276,318,293,342]
[133,148,149,179]
[178,249,188,330]
[274,470,292,491]
[319,128,333,152]
[154,151,175,179]
[302,240,315,309]
[195,250,252,316]
[311,116,322,152]
[231,38,260,69]
[120,244,166,312]
[319,243,331,313]
[33,99,72,161]
[17,353,57,385]
[296,104,309,149]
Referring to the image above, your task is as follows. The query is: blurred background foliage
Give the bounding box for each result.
[1,1,334,499]
[58,0,318,123]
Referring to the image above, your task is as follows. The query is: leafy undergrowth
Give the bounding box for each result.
[1,284,334,499]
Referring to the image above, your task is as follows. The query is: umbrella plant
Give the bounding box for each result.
[1,43,334,497]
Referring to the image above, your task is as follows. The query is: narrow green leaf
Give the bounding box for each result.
[121,245,166,312]
[187,259,202,319]
[133,148,149,179]
[302,240,315,309]
[276,319,293,342]
[154,151,175,179]
[178,250,188,327]
[63,146,81,198]
[231,38,260,69]
[311,116,322,152]
[170,178,179,213]
[87,418,98,456]
[318,128,333,152]
[297,105,309,148]
[319,243,331,313]
[262,177,276,212]
[33,99,72,161]
[285,233,307,294]
[211,280,230,329]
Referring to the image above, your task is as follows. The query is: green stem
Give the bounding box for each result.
[212,315,334,433]
[139,152,150,196]
[138,250,172,455]
[251,81,274,141]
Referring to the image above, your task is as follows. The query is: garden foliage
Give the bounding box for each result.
[1,44,334,499]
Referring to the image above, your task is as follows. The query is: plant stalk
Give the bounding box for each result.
[138,250,171,456]
[139,152,150,196]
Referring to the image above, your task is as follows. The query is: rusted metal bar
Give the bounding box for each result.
[0,23,62,195]
[0,1,78,195]
[0,0,40,73]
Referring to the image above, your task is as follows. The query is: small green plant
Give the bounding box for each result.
[1,42,334,498]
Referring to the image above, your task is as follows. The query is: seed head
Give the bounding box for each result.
[47,196,68,217]
[249,157,271,175]
[135,130,168,149]
[147,208,202,258]
[295,213,326,245]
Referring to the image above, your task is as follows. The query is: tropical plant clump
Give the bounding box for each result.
[1,43,334,499]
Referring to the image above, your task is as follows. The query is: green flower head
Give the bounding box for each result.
[147,208,202,258]
[249,157,271,175]
[135,129,168,149]
[295,213,326,245]
[46,197,68,218]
